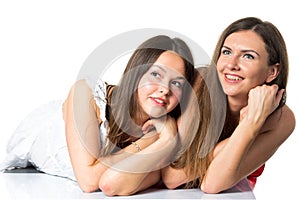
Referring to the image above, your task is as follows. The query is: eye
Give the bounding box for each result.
[222,49,231,56]
[150,71,161,78]
[171,80,183,89]
[243,53,255,60]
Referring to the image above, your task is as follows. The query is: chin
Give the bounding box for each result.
[151,114,167,119]
[148,111,168,119]
[223,87,239,96]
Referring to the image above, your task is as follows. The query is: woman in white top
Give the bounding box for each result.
[1,35,196,196]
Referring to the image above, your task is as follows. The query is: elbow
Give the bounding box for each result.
[162,175,184,189]
[75,173,100,193]
[201,178,238,194]
[77,180,99,193]
[200,180,226,194]
[163,180,181,190]
[99,179,134,196]
[164,183,177,190]
[201,183,221,194]
[99,181,118,196]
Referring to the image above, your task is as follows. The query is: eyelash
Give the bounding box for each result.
[171,81,183,88]
[222,49,255,60]
[150,71,160,78]
[222,49,231,55]
[150,71,183,89]
[244,54,254,59]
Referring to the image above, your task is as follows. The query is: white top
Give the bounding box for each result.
[91,78,110,149]
[0,78,109,181]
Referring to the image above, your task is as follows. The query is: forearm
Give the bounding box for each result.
[99,133,178,196]
[204,106,295,193]
[102,131,159,165]
[162,166,192,189]
[201,120,262,193]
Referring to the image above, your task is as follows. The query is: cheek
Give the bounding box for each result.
[137,83,156,99]
[216,57,224,69]
[170,90,182,104]
[246,67,268,82]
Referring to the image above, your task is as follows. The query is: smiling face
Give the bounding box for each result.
[137,51,186,119]
[216,30,279,103]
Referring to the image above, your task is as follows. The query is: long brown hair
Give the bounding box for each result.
[212,17,289,142]
[172,17,290,188]
[103,35,195,155]
[212,17,289,109]
[171,66,226,188]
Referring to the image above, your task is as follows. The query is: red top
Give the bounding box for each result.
[247,164,265,189]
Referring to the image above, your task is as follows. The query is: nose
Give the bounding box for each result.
[159,85,170,95]
[226,56,240,70]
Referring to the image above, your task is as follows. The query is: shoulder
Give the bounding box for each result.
[261,104,295,141]
[273,105,295,132]
[71,79,93,93]
[63,80,94,117]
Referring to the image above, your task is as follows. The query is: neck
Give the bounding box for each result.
[227,95,248,119]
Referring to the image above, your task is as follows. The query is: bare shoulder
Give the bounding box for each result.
[66,79,93,101]
[71,79,92,92]
[261,104,295,142]
[272,105,295,132]
[62,79,94,119]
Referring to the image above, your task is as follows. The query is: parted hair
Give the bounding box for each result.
[103,35,195,155]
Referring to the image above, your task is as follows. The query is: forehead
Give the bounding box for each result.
[153,51,185,76]
[224,30,267,54]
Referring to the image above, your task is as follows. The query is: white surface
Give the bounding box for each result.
[0,172,255,199]
[0,1,299,200]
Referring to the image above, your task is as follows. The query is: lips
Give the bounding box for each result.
[151,97,167,106]
[224,73,243,82]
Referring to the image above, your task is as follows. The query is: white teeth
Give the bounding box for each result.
[225,74,242,81]
[154,98,164,103]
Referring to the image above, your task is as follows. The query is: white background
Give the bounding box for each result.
[0,0,299,199]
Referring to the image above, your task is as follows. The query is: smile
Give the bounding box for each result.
[225,74,243,81]
[151,97,167,106]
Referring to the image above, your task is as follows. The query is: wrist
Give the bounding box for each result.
[238,119,263,138]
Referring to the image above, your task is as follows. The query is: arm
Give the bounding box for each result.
[63,80,160,193]
[64,79,105,192]
[161,139,228,189]
[162,106,295,191]
[99,116,179,196]
[201,85,295,193]
[162,85,295,192]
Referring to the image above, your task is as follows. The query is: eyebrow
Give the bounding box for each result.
[154,65,186,80]
[223,45,261,57]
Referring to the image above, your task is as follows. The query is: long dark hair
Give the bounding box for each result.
[105,35,195,154]
[212,17,288,108]
[175,17,290,188]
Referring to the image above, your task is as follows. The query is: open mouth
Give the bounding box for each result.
[225,74,243,82]
[151,97,167,106]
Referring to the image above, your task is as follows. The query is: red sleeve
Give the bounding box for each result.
[247,164,265,189]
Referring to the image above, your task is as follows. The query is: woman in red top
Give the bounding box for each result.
[161,17,295,193]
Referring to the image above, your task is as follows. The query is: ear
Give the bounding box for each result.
[266,63,280,83]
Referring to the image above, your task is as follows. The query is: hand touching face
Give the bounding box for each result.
[239,84,284,131]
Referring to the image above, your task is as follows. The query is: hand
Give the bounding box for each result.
[239,106,248,122]
[242,84,284,124]
[142,115,178,140]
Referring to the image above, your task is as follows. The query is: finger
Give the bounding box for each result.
[142,120,154,133]
[270,84,279,90]
[275,89,285,106]
[239,106,248,122]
